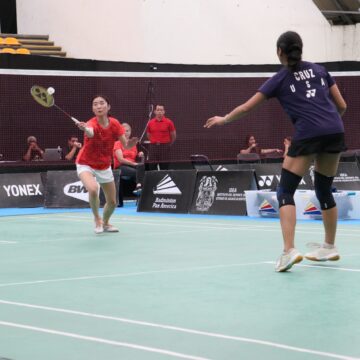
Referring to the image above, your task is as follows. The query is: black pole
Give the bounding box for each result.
[0,0,18,34]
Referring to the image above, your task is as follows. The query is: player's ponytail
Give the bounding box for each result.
[277,31,303,71]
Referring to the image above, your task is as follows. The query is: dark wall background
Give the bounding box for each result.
[0,56,359,162]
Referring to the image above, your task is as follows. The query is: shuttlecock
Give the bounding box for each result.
[47,87,55,95]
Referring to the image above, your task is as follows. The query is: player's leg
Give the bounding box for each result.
[100,180,119,232]
[275,154,314,272]
[78,170,102,232]
[305,152,341,261]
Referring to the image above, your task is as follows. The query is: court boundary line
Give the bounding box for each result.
[0,261,271,287]
[0,320,210,360]
[0,300,358,360]
[264,262,360,272]
[3,214,360,237]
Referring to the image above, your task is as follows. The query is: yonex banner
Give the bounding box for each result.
[137,170,197,213]
[44,170,120,208]
[189,170,257,215]
[252,163,313,190]
[333,162,360,190]
[0,172,44,208]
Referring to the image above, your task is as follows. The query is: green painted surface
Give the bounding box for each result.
[0,213,359,359]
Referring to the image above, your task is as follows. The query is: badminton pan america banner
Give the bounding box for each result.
[0,172,44,208]
[137,170,197,213]
[189,170,257,215]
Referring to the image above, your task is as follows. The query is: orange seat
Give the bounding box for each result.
[1,48,16,54]
[0,37,4,45]
[16,48,31,55]
[4,37,20,45]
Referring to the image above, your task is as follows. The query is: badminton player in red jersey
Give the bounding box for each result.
[205,31,347,272]
[76,95,138,234]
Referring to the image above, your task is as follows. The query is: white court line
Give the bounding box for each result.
[264,261,360,272]
[0,321,210,360]
[0,300,358,360]
[3,214,360,236]
[0,241,17,244]
[0,261,270,288]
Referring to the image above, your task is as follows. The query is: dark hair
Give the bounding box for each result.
[245,134,255,146]
[154,104,165,109]
[91,94,111,105]
[245,134,261,154]
[68,135,78,141]
[277,31,303,70]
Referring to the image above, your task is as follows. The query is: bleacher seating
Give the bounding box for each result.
[0,34,66,57]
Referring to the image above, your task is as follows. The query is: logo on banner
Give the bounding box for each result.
[196,176,218,211]
[153,175,182,195]
[215,165,228,171]
[258,175,275,187]
[257,174,307,188]
[64,181,89,202]
[259,200,277,214]
[303,202,321,215]
[2,184,42,197]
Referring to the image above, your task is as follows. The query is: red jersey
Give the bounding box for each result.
[147,117,175,144]
[76,117,125,170]
[113,140,138,169]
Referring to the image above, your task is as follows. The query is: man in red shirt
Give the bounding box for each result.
[146,104,176,170]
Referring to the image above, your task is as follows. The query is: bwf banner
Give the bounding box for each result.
[189,170,257,215]
[0,172,44,208]
[137,170,197,213]
[44,170,120,208]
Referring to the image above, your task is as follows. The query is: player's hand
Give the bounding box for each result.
[76,122,87,130]
[204,116,227,128]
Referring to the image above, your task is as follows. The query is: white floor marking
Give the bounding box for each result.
[264,261,360,272]
[0,301,358,360]
[0,261,270,287]
[0,320,210,360]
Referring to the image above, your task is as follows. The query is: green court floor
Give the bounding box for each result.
[0,209,359,360]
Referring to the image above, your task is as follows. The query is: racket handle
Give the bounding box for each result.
[71,117,80,124]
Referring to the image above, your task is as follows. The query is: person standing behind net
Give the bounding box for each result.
[146,104,176,170]
[76,95,138,234]
[204,31,347,272]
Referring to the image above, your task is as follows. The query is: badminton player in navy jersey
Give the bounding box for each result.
[204,31,347,272]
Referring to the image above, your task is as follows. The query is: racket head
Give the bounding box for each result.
[30,85,54,108]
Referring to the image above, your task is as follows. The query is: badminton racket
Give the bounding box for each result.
[30,85,80,124]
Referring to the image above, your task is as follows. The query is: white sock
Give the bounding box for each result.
[323,243,335,249]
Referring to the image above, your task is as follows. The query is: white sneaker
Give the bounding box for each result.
[94,224,104,234]
[275,248,303,272]
[103,224,119,233]
[305,243,340,262]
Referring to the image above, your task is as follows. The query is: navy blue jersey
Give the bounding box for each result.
[258,61,344,140]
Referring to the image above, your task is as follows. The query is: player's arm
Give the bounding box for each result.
[170,130,176,144]
[204,92,267,128]
[329,84,347,117]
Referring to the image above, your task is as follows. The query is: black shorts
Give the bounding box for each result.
[287,133,347,157]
